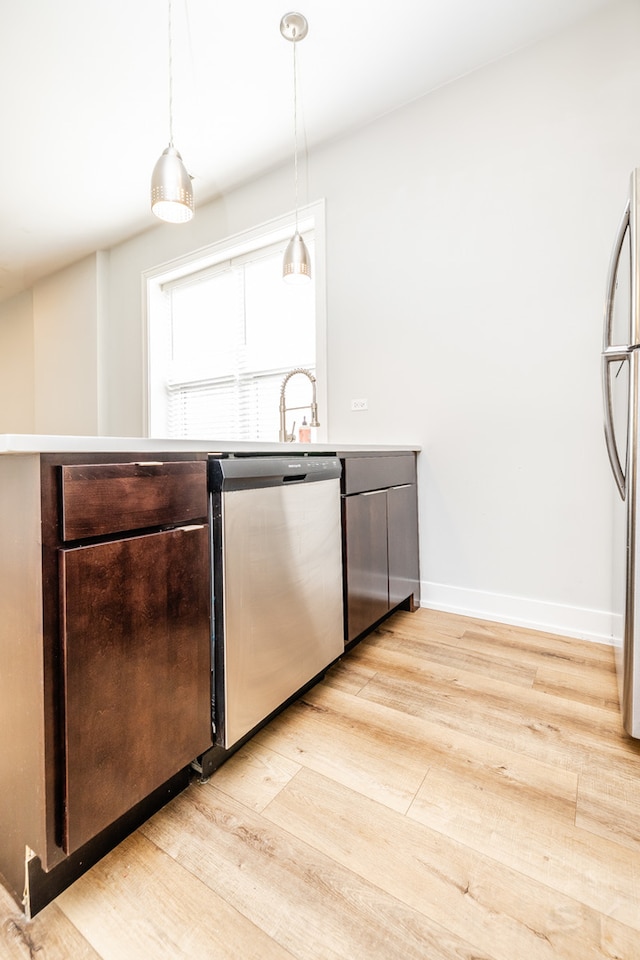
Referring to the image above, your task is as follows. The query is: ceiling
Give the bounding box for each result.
[0,0,614,303]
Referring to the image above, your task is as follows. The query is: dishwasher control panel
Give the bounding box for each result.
[208,455,341,491]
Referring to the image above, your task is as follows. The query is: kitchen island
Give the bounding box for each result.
[0,436,420,916]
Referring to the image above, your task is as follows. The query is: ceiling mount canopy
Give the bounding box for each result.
[279,12,309,42]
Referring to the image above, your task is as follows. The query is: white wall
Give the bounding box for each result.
[32,253,107,435]
[0,291,34,432]
[2,0,639,641]
[317,0,640,640]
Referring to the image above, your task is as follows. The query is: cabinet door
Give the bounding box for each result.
[387,484,420,610]
[343,490,389,643]
[59,525,212,854]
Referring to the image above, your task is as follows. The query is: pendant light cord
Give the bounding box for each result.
[292,30,299,234]
[168,0,175,147]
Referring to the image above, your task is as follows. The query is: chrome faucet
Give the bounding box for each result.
[279,368,320,442]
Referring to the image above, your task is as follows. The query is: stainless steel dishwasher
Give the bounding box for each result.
[208,456,344,752]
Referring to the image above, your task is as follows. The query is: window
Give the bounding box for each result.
[144,201,326,442]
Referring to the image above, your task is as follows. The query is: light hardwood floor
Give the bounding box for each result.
[2,607,640,959]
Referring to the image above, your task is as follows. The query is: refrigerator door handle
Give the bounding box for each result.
[602,198,632,500]
[602,346,630,499]
[603,200,630,351]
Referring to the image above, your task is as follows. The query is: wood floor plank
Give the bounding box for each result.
[532,661,619,712]
[252,690,430,815]
[206,740,301,813]
[460,621,617,666]
[410,609,615,666]
[262,765,639,960]
[407,759,640,931]
[258,681,578,826]
[409,727,579,828]
[576,769,640,853]
[365,610,618,683]
[349,640,640,776]
[322,657,377,695]
[56,831,293,960]
[367,619,539,689]
[0,884,100,960]
[141,780,485,960]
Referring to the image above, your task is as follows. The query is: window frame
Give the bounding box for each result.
[142,199,327,441]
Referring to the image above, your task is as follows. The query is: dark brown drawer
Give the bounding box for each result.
[60,461,207,540]
[342,454,416,495]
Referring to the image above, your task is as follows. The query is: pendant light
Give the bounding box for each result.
[280,12,311,284]
[151,0,194,223]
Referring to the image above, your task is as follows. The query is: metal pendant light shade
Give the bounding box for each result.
[151,145,194,223]
[281,12,311,283]
[283,231,311,283]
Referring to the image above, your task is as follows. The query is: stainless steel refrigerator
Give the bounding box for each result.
[602,168,640,738]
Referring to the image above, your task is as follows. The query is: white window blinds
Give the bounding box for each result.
[155,233,316,441]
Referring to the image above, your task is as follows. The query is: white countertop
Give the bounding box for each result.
[0,435,420,455]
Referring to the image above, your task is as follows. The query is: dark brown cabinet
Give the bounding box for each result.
[56,459,213,855]
[60,525,211,854]
[387,481,421,609]
[341,453,420,644]
[0,452,213,915]
[343,489,390,640]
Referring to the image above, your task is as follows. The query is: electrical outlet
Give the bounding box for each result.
[351,398,368,411]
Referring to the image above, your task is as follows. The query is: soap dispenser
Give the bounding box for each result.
[299,416,311,443]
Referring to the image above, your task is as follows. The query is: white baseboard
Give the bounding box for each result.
[420,581,615,646]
